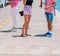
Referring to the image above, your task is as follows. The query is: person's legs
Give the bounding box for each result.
[11,6,18,29]
[9,6,18,31]
[25,15,31,35]
[21,14,28,36]
[45,12,54,37]
[21,5,32,37]
[47,20,52,32]
[24,5,32,36]
[47,13,54,33]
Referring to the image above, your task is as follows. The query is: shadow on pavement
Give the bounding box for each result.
[0,27,23,33]
[34,34,46,37]
[16,27,22,29]
[16,27,29,29]
[12,35,23,38]
[0,30,16,33]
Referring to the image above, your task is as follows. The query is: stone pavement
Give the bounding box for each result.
[0,0,60,56]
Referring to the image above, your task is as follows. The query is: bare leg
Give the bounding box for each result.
[47,20,52,32]
[25,15,31,35]
[21,15,28,36]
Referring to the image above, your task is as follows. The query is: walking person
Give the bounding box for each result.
[8,0,19,31]
[40,0,56,37]
[20,0,33,37]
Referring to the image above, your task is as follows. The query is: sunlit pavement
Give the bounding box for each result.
[0,0,60,56]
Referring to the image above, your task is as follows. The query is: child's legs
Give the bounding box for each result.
[11,6,18,28]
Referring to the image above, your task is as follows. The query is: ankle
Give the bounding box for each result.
[48,31,52,34]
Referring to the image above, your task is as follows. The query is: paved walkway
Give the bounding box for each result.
[0,0,60,56]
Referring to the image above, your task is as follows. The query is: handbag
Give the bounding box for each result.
[19,11,24,16]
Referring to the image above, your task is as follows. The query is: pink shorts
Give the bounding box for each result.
[24,5,32,15]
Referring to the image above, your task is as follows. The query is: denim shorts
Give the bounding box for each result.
[45,12,54,22]
[24,5,32,15]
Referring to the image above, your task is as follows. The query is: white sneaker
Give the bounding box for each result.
[8,28,17,32]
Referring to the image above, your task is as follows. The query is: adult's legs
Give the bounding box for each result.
[25,15,31,35]
[21,5,32,36]
[11,6,18,29]
[44,12,54,37]
[47,20,53,32]
[21,14,28,36]
[45,12,53,32]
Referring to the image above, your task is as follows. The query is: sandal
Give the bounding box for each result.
[20,34,26,37]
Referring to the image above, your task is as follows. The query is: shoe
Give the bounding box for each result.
[8,28,17,32]
[44,32,52,37]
